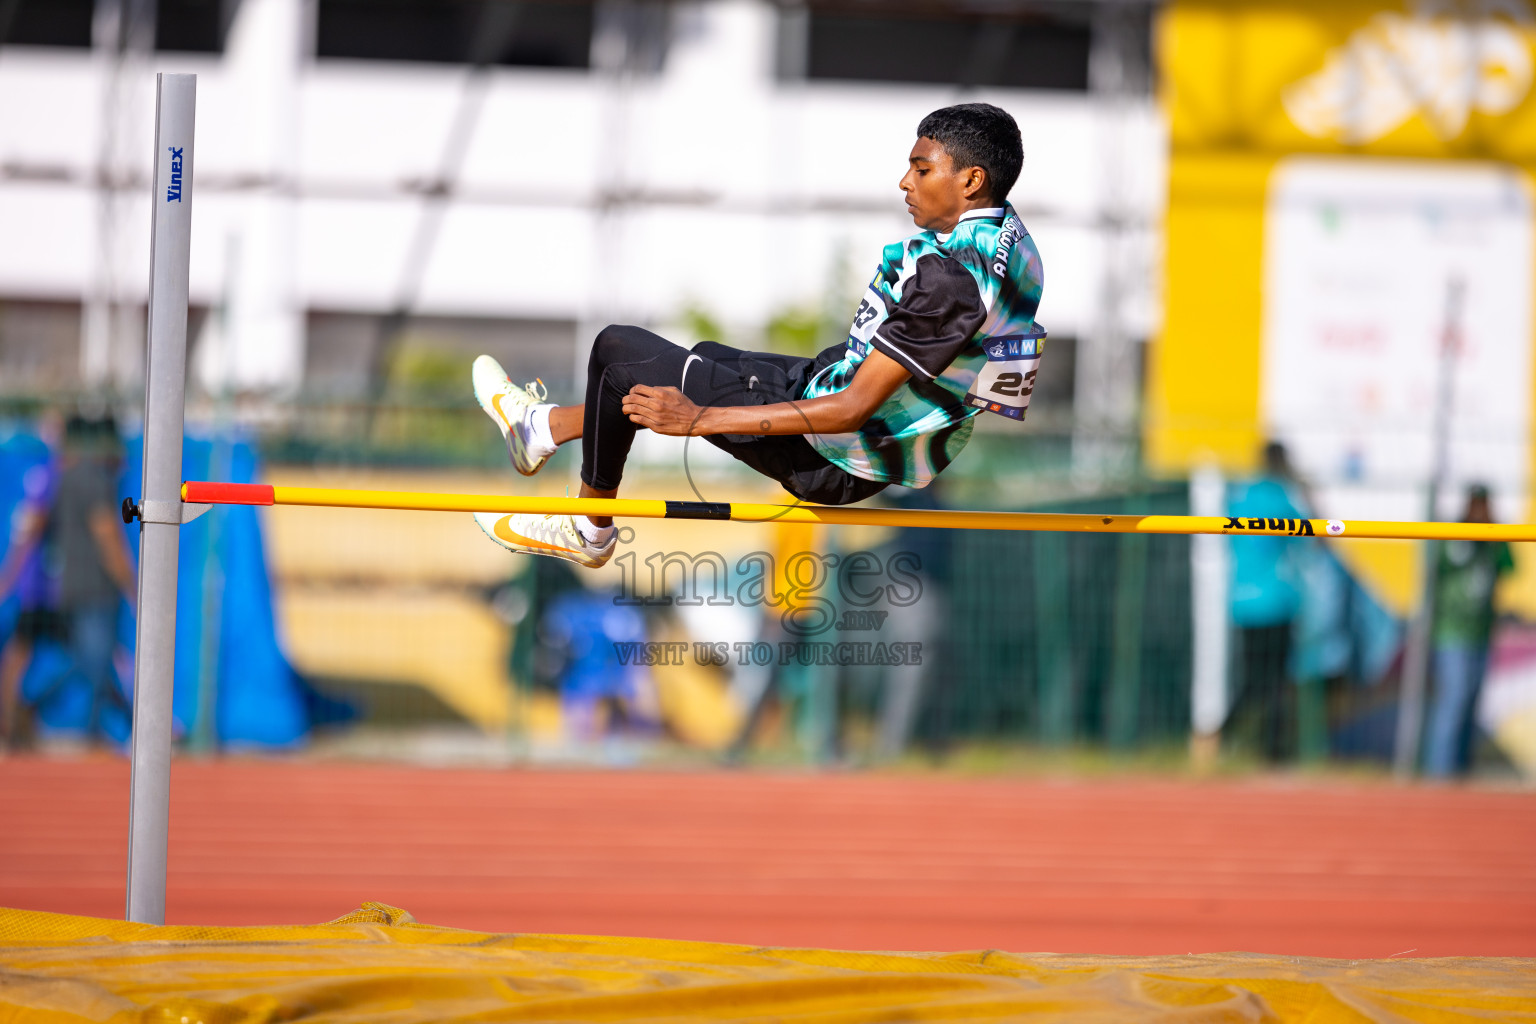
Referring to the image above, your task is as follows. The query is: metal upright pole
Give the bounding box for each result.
[1394,276,1463,780]
[127,72,196,925]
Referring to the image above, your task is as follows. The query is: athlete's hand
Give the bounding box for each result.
[623,385,705,436]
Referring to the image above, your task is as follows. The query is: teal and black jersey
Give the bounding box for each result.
[801,205,1045,488]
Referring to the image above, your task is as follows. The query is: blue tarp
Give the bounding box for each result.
[1294,545,1402,687]
[0,426,308,747]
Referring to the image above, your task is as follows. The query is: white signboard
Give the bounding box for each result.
[1263,157,1533,523]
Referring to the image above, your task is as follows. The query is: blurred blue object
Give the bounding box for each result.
[21,630,133,744]
[0,424,314,748]
[542,590,648,704]
[120,432,311,748]
[0,428,50,641]
[1293,546,1402,685]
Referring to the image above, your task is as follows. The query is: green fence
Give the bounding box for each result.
[929,485,1192,750]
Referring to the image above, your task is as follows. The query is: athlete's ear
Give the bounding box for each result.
[962,165,988,201]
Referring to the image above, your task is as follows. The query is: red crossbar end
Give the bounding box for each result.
[182,481,276,506]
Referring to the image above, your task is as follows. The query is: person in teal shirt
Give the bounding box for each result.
[1227,442,1310,762]
[1424,484,1514,777]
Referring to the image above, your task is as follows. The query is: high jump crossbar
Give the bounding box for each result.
[178,482,1536,542]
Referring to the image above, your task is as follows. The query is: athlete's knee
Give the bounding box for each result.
[589,324,644,373]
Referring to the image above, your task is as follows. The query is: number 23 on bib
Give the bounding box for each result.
[965,323,1046,421]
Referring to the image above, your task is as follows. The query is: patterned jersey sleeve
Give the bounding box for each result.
[870,253,987,380]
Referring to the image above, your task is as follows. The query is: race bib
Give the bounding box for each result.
[965,325,1046,420]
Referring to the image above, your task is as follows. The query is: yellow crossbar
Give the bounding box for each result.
[178,481,1536,542]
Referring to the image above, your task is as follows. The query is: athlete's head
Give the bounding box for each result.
[900,103,1023,232]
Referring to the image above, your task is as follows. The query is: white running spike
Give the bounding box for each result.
[472,354,556,477]
[473,511,617,569]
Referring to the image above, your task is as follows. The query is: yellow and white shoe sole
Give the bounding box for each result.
[473,511,615,569]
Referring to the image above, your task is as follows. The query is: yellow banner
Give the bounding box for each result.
[1167,1,1536,163]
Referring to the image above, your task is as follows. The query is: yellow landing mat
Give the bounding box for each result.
[1,903,1532,1023]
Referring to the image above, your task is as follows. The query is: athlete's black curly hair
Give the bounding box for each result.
[916,103,1023,204]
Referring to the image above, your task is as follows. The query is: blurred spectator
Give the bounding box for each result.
[0,413,62,749]
[1424,484,1513,778]
[26,414,136,744]
[1226,441,1311,762]
[539,589,654,742]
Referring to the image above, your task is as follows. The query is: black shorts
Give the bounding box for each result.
[582,325,887,506]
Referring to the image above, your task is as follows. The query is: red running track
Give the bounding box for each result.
[1,757,1532,958]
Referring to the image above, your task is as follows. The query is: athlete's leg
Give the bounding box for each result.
[579,324,694,493]
[577,325,778,522]
[474,325,889,562]
[575,481,619,526]
[506,325,695,523]
[549,405,584,446]
[473,325,749,563]
[571,328,887,509]
[478,325,704,464]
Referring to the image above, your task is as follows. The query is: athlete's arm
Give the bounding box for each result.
[621,349,911,437]
[626,252,984,437]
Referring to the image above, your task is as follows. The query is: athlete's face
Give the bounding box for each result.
[900,138,988,233]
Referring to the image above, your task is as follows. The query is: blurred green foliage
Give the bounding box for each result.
[346,340,496,461]
[385,342,464,400]
[764,306,824,357]
[680,305,727,346]
[678,302,842,358]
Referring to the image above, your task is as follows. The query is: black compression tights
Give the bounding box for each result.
[581,324,724,491]
[577,324,888,507]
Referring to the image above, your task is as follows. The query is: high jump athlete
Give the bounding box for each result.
[471,102,1045,568]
